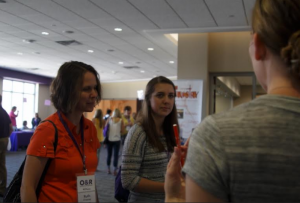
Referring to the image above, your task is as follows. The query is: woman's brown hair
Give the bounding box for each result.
[136,76,178,152]
[51,61,102,114]
[252,0,300,89]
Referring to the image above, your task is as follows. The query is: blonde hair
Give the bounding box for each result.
[94,109,104,128]
[112,108,122,118]
[252,0,300,89]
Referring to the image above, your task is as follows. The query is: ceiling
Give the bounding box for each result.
[0,0,256,82]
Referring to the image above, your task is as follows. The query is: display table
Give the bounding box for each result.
[10,131,34,151]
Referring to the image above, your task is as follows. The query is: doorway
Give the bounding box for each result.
[209,72,266,115]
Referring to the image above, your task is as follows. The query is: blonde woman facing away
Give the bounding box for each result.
[92,109,105,170]
[165,0,300,202]
[106,108,124,175]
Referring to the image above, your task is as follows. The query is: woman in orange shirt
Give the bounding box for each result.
[20,61,102,202]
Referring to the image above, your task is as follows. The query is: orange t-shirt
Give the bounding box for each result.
[27,112,100,202]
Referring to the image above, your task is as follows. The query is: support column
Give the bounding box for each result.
[177,33,209,119]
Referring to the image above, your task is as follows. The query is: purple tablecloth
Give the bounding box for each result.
[10,131,34,151]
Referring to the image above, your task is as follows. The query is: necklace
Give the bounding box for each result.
[269,86,300,97]
[269,86,293,92]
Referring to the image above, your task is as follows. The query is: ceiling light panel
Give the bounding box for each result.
[204,0,247,26]
[90,0,157,30]
[166,0,216,27]
[114,28,122,31]
[128,0,186,29]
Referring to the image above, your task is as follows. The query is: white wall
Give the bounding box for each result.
[38,84,55,120]
[102,80,149,99]
[215,95,232,113]
[233,85,266,107]
[208,32,253,72]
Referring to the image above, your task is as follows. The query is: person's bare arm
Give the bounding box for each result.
[21,155,48,202]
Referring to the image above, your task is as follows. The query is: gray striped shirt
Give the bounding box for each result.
[183,95,300,202]
[121,124,170,202]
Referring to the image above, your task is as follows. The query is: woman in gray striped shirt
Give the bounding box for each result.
[121,76,179,202]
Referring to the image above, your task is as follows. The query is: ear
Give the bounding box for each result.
[253,33,267,60]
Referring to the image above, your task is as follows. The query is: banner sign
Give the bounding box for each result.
[173,80,203,139]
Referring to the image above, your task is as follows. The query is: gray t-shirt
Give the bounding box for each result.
[183,95,300,202]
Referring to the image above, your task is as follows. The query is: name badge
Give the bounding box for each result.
[76,174,96,202]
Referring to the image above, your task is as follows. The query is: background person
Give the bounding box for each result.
[20,61,102,202]
[104,109,112,121]
[106,108,124,176]
[9,106,18,131]
[0,95,13,197]
[132,112,137,121]
[121,76,178,202]
[22,120,29,130]
[31,113,41,129]
[92,109,105,170]
[165,0,300,202]
[121,106,134,145]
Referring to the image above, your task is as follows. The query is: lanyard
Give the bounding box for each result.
[57,111,87,175]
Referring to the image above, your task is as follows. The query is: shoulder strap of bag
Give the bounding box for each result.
[35,119,58,196]
[4,120,58,202]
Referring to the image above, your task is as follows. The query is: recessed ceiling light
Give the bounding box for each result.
[27,68,39,70]
[63,30,74,34]
[88,50,94,53]
[41,32,49,35]
[118,62,124,65]
[140,70,145,73]
[23,39,36,43]
[148,48,154,51]
[114,28,122,32]
[169,61,175,64]
[17,52,23,55]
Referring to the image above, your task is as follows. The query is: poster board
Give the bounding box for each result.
[173,80,203,139]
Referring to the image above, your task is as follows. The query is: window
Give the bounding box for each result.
[2,79,37,129]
